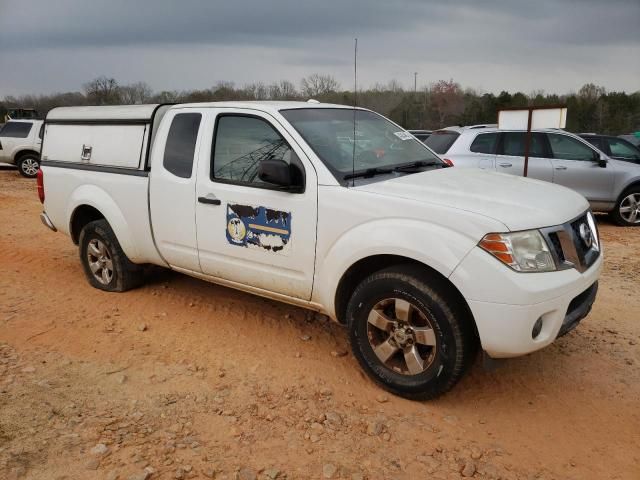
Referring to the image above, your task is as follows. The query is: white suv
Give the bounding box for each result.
[0,119,43,178]
[425,126,640,226]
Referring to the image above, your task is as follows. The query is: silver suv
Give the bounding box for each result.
[425,126,640,226]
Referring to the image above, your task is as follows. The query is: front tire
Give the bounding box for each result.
[611,187,640,226]
[79,219,144,292]
[346,265,476,400]
[17,154,40,178]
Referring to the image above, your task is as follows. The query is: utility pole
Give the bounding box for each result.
[414,72,418,95]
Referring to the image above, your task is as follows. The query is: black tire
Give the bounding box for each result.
[16,153,40,178]
[78,219,144,292]
[610,187,640,226]
[346,265,476,400]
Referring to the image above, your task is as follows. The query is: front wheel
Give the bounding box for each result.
[611,188,640,226]
[79,219,144,292]
[17,154,40,178]
[346,265,476,400]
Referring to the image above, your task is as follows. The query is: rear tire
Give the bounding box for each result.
[79,219,144,292]
[16,153,40,178]
[346,265,476,400]
[610,187,640,226]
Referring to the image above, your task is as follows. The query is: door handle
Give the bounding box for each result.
[555,166,568,170]
[198,195,221,205]
[498,162,512,167]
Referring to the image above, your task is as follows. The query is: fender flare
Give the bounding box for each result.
[66,184,139,261]
[312,218,477,319]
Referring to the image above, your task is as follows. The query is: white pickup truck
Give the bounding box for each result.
[38,102,602,399]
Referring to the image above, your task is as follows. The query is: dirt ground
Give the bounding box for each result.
[0,166,638,480]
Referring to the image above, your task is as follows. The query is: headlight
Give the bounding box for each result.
[479,230,556,272]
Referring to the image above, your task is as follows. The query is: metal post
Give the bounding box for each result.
[523,108,533,177]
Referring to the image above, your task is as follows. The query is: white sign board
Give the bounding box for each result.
[498,107,567,130]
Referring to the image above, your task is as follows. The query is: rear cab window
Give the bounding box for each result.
[0,122,33,138]
[163,113,202,178]
[424,131,460,154]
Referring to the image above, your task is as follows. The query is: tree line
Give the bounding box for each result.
[2,75,638,134]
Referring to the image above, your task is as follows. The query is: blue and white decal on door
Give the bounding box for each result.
[226,204,291,254]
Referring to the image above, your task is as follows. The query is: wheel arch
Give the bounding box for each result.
[70,204,105,245]
[14,149,40,163]
[66,185,139,260]
[333,254,478,342]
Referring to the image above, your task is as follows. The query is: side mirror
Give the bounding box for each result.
[258,159,293,188]
[597,153,607,168]
[592,151,607,168]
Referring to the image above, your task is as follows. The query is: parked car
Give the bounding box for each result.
[0,119,43,178]
[38,102,601,399]
[407,129,432,143]
[579,134,640,164]
[618,134,640,148]
[428,125,640,226]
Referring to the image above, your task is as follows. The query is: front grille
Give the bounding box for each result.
[547,232,565,263]
[541,211,600,273]
[570,216,590,263]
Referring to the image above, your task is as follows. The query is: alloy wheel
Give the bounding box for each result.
[619,193,640,224]
[366,298,438,375]
[87,239,114,285]
[21,158,39,176]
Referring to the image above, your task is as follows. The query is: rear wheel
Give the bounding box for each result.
[17,154,40,178]
[346,265,476,400]
[79,219,144,292]
[611,187,640,226]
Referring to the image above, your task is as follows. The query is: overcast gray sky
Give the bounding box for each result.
[0,0,638,97]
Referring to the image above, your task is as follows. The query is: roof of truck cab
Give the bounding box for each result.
[176,101,354,112]
[46,101,355,122]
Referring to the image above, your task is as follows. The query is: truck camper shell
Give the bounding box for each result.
[43,104,172,170]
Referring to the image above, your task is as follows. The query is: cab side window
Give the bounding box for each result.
[212,115,304,189]
[163,113,202,178]
[470,133,498,154]
[547,134,596,161]
[0,122,33,138]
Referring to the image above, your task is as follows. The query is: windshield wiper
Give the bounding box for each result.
[343,167,394,181]
[393,160,441,172]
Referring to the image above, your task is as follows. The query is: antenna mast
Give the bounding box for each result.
[352,38,358,187]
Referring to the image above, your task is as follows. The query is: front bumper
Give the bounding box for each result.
[449,246,602,358]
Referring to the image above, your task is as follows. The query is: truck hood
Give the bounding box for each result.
[355,168,589,231]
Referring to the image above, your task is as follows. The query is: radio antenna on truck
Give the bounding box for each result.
[351,38,358,187]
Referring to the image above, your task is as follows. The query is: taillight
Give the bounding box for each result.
[37,168,45,204]
[443,158,454,167]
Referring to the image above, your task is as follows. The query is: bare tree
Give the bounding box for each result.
[300,74,340,98]
[268,80,298,100]
[84,76,120,105]
[118,81,153,104]
[429,79,465,127]
[578,83,606,102]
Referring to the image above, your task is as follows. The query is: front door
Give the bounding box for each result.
[495,132,554,182]
[546,132,615,202]
[195,109,318,300]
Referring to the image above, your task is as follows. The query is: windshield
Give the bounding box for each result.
[280,108,442,181]
[424,130,460,154]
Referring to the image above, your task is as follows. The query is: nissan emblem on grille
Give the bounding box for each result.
[579,223,592,249]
